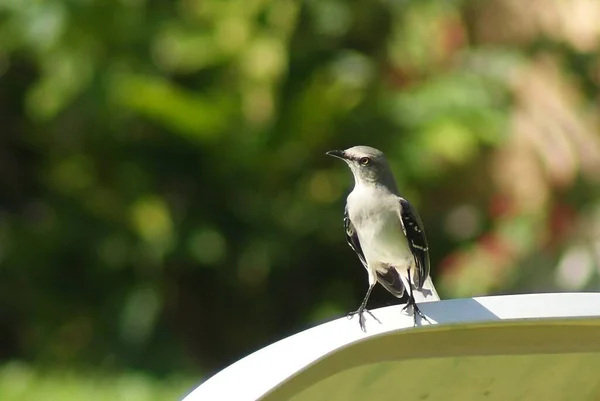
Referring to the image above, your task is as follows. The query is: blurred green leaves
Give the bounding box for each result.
[1,0,600,397]
[0,363,193,401]
[130,195,174,260]
[109,74,235,140]
[187,227,227,266]
[27,48,93,121]
[120,285,162,346]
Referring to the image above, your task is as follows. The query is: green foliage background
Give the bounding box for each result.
[2,0,600,398]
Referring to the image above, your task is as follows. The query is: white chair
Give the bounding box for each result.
[183,293,600,401]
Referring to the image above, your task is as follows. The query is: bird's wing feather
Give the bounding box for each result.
[344,204,368,269]
[376,268,405,297]
[344,205,406,297]
[398,197,430,289]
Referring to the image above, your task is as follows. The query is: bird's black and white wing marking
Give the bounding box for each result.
[344,205,405,297]
[376,267,405,297]
[398,197,430,289]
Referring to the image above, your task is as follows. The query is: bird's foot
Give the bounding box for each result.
[347,306,381,332]
[402,298,430,326]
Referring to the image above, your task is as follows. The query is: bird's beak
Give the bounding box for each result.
[326,150,346,160]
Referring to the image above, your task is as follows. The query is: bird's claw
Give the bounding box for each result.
[402,299,430,326]
[347,307,381,332]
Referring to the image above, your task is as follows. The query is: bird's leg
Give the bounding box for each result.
[401,269,429,326]
[347,283,380,332]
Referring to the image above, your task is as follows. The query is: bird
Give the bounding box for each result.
[327,145,440,331]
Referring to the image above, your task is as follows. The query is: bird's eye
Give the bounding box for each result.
[359,157,371,166]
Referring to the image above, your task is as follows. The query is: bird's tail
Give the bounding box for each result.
[413,276,440,303]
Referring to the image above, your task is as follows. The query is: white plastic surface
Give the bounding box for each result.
[182,293,600,401]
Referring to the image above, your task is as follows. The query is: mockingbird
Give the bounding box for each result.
[327,145,440,331]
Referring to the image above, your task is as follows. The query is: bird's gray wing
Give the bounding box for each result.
[344,205,405,297]
[398,197,430,289]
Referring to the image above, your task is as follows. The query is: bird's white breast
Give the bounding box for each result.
[347,186,411,268]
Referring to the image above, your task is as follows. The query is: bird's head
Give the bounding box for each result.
[326,146,397,189]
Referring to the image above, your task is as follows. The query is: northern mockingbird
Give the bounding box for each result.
[327,145,440,331]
